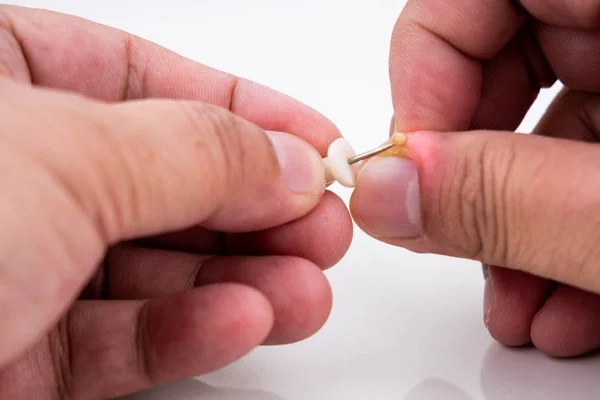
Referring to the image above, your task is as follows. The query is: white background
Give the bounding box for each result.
[8,1,599,399]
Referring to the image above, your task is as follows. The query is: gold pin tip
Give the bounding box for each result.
[391,133,408,146]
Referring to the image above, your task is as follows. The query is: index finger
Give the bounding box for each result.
[390,0,526,132]
[0,5,339,154]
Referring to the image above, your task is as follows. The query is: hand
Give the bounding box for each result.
[351,0,600,357]
[0,6,352,399]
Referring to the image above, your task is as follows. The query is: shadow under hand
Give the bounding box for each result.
[119,379,285,400]
[481,344,600,400]
[403,379,473,400]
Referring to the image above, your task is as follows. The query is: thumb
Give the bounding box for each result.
[350,130,600,294]
[48,92,327,242]
[0,81,326,365]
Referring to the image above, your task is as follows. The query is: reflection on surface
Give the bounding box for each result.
[403,379,473,400]
[119,379,285,400]
[481,344,600,400]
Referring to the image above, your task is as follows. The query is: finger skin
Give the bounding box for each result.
[390,0,525,132]
[500,89,600,357]
[69,285,273,399]
[535,24,600,92]
[0,77,324,368]
[485,267,555,347]
[531,285,600,357]
[388,0,600,359]
[0,6,345,370]
[0,5,339,155]
[521,0,600,28]
[0,78,326,237]
[141,191,353,270]
[0,285,273,400]
[478,90,572,351]
[106,247,333,345]
[470,24,554,131]
[225,191,353,269]
[390,0,600,135]
[352,130,600,294]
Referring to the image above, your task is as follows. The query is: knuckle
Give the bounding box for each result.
[476,137,518,265]
[174,101,243,190]
[439,135,517,264]
[173,101,274,201]
[91,101,246,238]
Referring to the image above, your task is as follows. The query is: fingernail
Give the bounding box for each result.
[354,156,421,237]
[483,265,493,328]
[265,131,324,194]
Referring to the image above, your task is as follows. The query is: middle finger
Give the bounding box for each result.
[105,245,333,346]
[140,191,353,270]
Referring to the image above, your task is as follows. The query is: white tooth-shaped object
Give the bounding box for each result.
[322,138,360,188]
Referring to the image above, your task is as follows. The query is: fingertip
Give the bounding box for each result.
[350,156,421,239]
[63,285,276,398]
[197,256,333,346]
[485,310,533,348]
[262,257,333,345]
[483,272,532,348]
[148,284,274,377]
[484,267,555,348]
[531,286,600,358]
[234,79,342,156]
[206,283,276,344]
[226,191,353,269]
[302,191,353,270]
[219,283,276,340]
[321,191,354,268]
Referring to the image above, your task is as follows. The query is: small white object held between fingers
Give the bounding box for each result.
[323,133,408,188]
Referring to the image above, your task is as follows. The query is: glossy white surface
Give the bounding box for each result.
[324,138,359,187]
[11,1,597,399]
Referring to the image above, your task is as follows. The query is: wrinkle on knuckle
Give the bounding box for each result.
[135,302,156,386]
[95,103,220,240]
[475,137,517,264]
[47,314,74,400]
[442,136,517,264]
[431,134,484,259]
[452,145,486,260]
[175,102,247,202]
[434,144,471,253]
[121,33,147,100]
